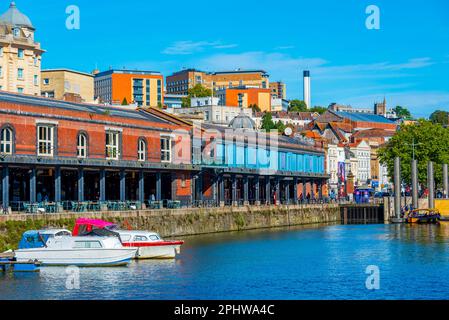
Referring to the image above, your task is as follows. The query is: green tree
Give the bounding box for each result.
[188,84,212,97]
[288,100,307,112]
[261,112,276,131]
[121,97,128,105]
[429,110,449,126]
[181,84,213,108]
[378,119,449,186]
[310,106,327,114]
[392,106,412,120]
[249,104,261,113]
[275,120,286,133]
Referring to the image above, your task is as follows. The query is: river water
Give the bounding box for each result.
[2,223,449,300]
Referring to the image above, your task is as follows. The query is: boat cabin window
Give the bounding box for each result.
[73,241,103,249]
[133,236,148,242]
[120,235,131,242]
[149,235,160,241]
[55,231,71,237]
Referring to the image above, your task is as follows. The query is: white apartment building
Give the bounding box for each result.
[349,140,371,186]
[168,96,252,126]
[253,111,317,130]
[327,143,345,194]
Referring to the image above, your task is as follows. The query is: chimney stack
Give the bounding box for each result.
[303,70,311,109]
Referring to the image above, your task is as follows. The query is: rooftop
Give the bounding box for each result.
[200,123,322,153]
[351,128,396,138]
[169,69,268,77]
[259,111,318,120]
[0,91,170,124]
[334,111,396,124]
[0,2,33,29]
[95,69,162,77]
[42,69,94,78]
[229,110,256,130]
[211,69,268,76]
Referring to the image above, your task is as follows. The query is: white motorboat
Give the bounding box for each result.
[118,230,184,259]
[14,229,137,266]
[73,218,184,259]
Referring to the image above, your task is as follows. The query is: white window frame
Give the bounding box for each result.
[77,133,87,158]
[0,127,13,155]
[160,136,172,163]
[138,138,146,161]
[37,125,54,157]
[106,131,120,160]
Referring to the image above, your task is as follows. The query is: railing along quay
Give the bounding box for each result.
[0,198,382,215]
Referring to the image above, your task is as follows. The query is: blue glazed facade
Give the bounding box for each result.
[202,141,325,175]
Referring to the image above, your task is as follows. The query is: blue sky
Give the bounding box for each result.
[15,0,449,117]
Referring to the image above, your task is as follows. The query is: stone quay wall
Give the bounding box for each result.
[0,204,340,251]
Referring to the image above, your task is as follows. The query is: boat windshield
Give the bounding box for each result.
[18,231,50,249]
[72,218,118,236]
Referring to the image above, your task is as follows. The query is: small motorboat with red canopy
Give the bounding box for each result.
[73,218,184,259]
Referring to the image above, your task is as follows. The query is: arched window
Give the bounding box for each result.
[138,138,146,161]
[77,133,88,158]
[0,126,13,155]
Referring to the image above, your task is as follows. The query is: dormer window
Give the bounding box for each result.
[13,28,19,37]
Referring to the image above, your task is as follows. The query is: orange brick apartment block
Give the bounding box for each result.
[94,70,164,108]
[216,87,272,112]
[166,69,269,95]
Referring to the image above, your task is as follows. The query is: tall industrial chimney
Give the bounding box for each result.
[303,70,311,109]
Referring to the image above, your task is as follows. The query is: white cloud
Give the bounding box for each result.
[187,51,444,114]
[313,58,434,80]
[162,41,238,55]
[275,45,295,50]
[196,51,327,80]
[213,44,238,49]
[193,51,434,82]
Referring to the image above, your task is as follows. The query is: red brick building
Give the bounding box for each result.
[0,92,329,212]
[0,91,195,210]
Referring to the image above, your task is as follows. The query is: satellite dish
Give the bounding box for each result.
[284,127,293,136]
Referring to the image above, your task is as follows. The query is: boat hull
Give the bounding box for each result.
[14,248,137,266]
[406,215,440,224]
[123,241,183,259]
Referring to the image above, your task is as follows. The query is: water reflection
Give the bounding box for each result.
[2,223,449,300]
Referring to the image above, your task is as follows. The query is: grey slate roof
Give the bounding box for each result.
[0,2,33,29]
[0,91,170,124]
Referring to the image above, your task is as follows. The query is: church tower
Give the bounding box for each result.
[374,97,386,116]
